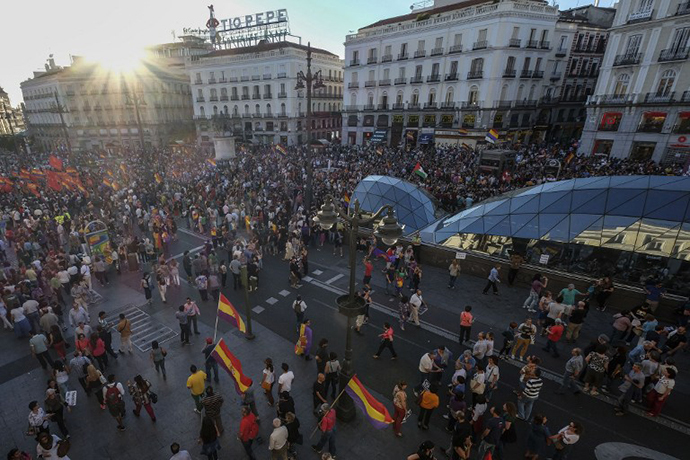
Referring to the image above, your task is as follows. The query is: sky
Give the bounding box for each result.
[2,0,603,105]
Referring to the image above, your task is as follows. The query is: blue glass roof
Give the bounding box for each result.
[419,176,690,260]
[351,175,441,234]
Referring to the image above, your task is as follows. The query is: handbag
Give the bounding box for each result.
[57,438,71,457]
[261,378,271,391]
[98,371,107,385]
[25,424,38,437]
[149,391,158,404]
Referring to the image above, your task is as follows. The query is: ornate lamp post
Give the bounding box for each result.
[295,42,326,211]
[315,195,404,421]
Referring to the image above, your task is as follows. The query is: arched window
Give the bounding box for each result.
[614,74,630,95]
[199,106,205,117]
[281,103,286,116]
[223,105,228,115]
[367,92,374,105]
[528,85,537,100]
[517,84,525,101]
[233,105,239,116]
[244,104,250,115]
[428,88,436,105]
[656,69,676,96]
[445,88,454,104]
[221,88,228,97]
[255,104,261,115]
[381,91,388,106]
[213,106,218,115]
[266,103,272,115]
[468,85,479,104]
[210,88,217,99]
[396,91,404,105]
[411,89,420,105]
[500,85,509,101]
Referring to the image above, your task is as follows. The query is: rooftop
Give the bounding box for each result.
[201,41,338,59]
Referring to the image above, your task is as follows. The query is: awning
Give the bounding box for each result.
[418,132,435,144]
[371,129,388,143]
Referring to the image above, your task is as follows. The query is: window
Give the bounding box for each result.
[384,45,392,55]
[674,112,690,133]
[396,92,403,104]
[195,72,201,82]
[411,90,419,105]
[638,0,653,13]
[468,86,479,104]
[197,88,203,98]
[400,43,408,55]
[593,140,613,156]
[417,40,425,51]
[264,84,271,95]
[199,106,205,116]
[435,37,443,48]
[599,112,623,131]
[638,112,667,133]
[535,58,543,72]
[529,28,536,41]
[625,35,642,55]
[506,56,516,71]
[523,57,531,71]
[213,106,218,115]
[559,36,567,49]
[223,105,228,115]
[353,50,359,61]
[669,27,690,53]
[255,104,261,115]
[614,74,630,95]
[368,48,377,59]
[352,72,358,82]
[478,29,488,42]
[453,34,462,46]
[383,68,390,79]
[541,30,549,42]
[431,63,440,76]
[232,87,238,97]
[398,67,406,78]
[656,70,676,96]
[415,65,423,78]
[427,89,435,105]
[367,93,374,105]
[512,27,520,39]
[350,93,357,105]
[368,69,375,81]
[445,88,454,103]
[470,58,484,73]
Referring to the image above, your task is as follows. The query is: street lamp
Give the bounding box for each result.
[295,42,326,212]
[315,195,404,422]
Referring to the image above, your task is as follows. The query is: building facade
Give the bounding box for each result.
[580,0,690,164]
[0,87,25,135]
[187,41,343,150]
[342,0,566,147]
[21,54,194,153]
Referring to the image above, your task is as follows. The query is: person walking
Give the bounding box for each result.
[198,416,220,460]
[482,264,501,295]
[485,356,500,402]
[409,289,424,327]
[97,312,118,360]
[202,338,220,383]
[184,298,201,336]
[312,405,337,458]
[140,272,153,306]
[284,411,302,458]
[543,319,565,358]
[373,322,398,359]
[150,340,167,379]
[614,363,644,416]
[187,365,207,414]
[297,319,313,360]
[392,381,408,437]
[646,367,676,417]
[202,386,225,434]
[29,331,54,370]
[262,358,276,406]
[115,314,133,354]
[156,271,168,303]
[417,384,439,430]
[238,405,259,460]
[269,418,289,460]
[517,369,543,421]
[292,296,307,331]
[459,306,474,344]
[448,259,461,289]
[127,375,156,422]
[565,301,587,344]
[103,374,126,431]
[523,275,547,312]
[312,373,328,415]
[196,272,209,302]
[68,350,92,395]
[175,306,191,345]
[555,348,583,395]
[511,318,536,361]
[230,255,242,290]
[477,405,505,460]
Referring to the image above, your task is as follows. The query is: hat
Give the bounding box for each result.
[206,337,213,344]
[598,334,610,343]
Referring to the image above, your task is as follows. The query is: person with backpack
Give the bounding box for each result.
[115,314,132,354]
[238,405,259,460]
[102,374,126,431]
[150,340,167,380]
[127,374,156,422]
[293,296,307,330]
[141,272,153,306]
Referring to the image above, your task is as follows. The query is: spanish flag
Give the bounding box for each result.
[206,158,217,167]
[345,374,393,429]
[217,293,247,333]
[275,144,287,155]
[154,173,163,184]
[343,192,350,205]
[120,163,127,175]
[211,338,253,395]
[103,178,112,189]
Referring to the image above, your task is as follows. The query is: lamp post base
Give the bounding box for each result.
[335,294,366,423]
[336,370,356,422]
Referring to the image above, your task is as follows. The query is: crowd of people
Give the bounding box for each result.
[0,139,687,460]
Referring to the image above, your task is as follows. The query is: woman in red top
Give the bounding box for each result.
[372,322,398,359]
[460,305,474,344]
[90,332,108,371]
[75,333,91,356]
[238,405,259,459]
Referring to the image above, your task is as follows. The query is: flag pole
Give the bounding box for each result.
[212,315,219,343]
[309,376,353,439]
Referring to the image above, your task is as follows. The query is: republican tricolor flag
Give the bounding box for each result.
[211,338,253,395]
[345,374,393,429]
[275,144,287,155]
[485,129,499,144]
[217,293,247,333]
[206,158,217,168]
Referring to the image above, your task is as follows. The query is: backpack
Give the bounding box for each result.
[105,384,122,407]
[293,301,302,314]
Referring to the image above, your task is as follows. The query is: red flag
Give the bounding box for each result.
[49,155,63,171]
[47,172,62,191]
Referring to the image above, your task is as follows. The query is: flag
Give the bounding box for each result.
[49,155,63,171]
[206,158,217,167]
[371,248,387,259]
[19,169,31,180]
[47,172,62,191]
[111,181,120,191]
[275,144,287,155]
[106,170,114,177]
[457,128,468,135]
[154,173,162,184]
[66,167,78,175]
[343,193,350,205]
[406,131,415,141]
[31,168,45,177]
[485,129,499,144]
[345,374,393,429]
[103,178,112,189]
[217,293,247,333]
[120,163,127,175]
[462,143,472,150]
[26,183,40,197]
[565,152,575,164]
[211,338,253,395]
[413,162,428,180]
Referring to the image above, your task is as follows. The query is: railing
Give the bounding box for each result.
[349,59,360,66]
[555,47,567,57]
[628,8,653,23]
[532,70,544,78]
[448,44,463,54]
[345,105,359,111]
[219,78,227,83]
[467,71,483,79]
[348,82,360,88]
[278,92,287,98]
[363,104,375,111]
[241,95,250,100]
[208,78,216,84]
[381,54,392,62]
[540,41,550,50]
[520,70,533,78]
[598,94,632,105]
[445,73,458,81]
[426,74,441,83]
[395,77,407,85]
[441,102,456,110]
[397,52,409,60]
[263,94,272,99]
[644,92,675,104]
[367,56,378,64]
[220,95,229,101]
[229,77,238,82]
[678,2,690,16]
[377,104,389,110]
[550,71,562,80]
[424,102,438,110]
[526,40,539,48]
[241,76,250,81]
[515,100,537,108]
[196,97,205,102]
[251,75,260,81]
[496,100,513,109]
[509,38,521,47]
[408,103,420,110]
[658,48,690,62]
[473,40,488,50]
[252,94,261,100]
[539,96,559,105]
[430,47,444,56]
[503,69,516,78]
[365,80,376,87]
[410,76,424,84]
[414,50,427,58]
[263,74,272,80]
[277,72,287,78]
[379,79,391,86]
[613,53,642,66]
[461,101,481,109]
[194,79,203,85]
[231,95,239,101]
[392,103,405,110]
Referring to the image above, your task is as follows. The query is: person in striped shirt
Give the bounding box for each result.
[517,368,543,421]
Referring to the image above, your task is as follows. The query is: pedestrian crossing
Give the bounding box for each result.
[104,304,178,353]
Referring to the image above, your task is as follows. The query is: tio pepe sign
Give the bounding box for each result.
[218,9,288,31]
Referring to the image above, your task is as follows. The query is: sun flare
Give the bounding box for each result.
[89,47,146,75]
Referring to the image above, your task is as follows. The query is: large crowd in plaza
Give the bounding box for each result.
[0,139,687,460]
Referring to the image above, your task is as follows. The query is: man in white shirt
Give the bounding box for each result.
[80,261,92,290]
[169,442,193,460]
[269,418,289,457]
[69,304,90,328]
[278,362,295,393]
[22,298,41,333]
[414,351,440,396]
[409,289,424,327]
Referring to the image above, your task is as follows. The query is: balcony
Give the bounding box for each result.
[509,38,521,48]
[678,2,690,16]
[426,74,441,83]
[555,47,567,57]
[532,70,544,79]
[229,77,238,82]
[208,96,219,102]
[251,75,260,81]
[448,44,463,54]
[363,104,375,111]
[682,91,690,103]
[540,41,551,50]
[241,95,250,100]
[344,105,359,112]
[252,94,261,100]
[230,95,239,101]
[208,78,216,84]
[658,48,690,62]
[628,8,653,23]
[397,52,409,60]
[613,53,642,66]
[364,80,376,87]
[381,54,392,63]
[424,102,438,110]
[597,94,632,105]
[241,76,250,81]
[503,69,516,78]
[194,79,203,85]
[410,76,424,84]
[196,97,205,102]
[349,59,360,66]
[408,103,420,110]
[277,92,287,98]
[394,77,407,85]
[467,71,483,79]
[520,70,533,78]
[414,50,427,58]
[440,102,456,110]
[526,40,539,48]
[263,94,273,99]
[644,92,675,104]
[430,47,444,56]
[392,103,405,110]
[252,113,262,118]
[539,96,560,106]
[445,73,458,81]
[495,100,513,109]
[515,100,537,108]
[367,56,378,64]
[220,95,229,101]
[219,78,227,83]
[473,40,488,50]
[379,79,391,86]
[277,72,287,78]
[461,101,481,109]
[550,72,562,81]
[263,74,272,80]
[377,103,389,111]
[348,82,360,89]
